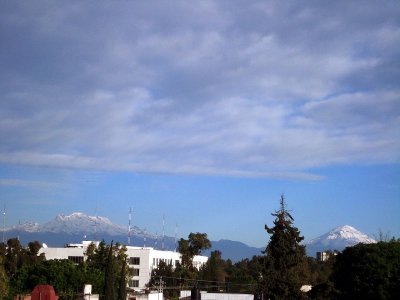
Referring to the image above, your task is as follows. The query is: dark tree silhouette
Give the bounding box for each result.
[261,195,308,299]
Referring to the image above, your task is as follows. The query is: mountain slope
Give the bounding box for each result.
[305,225,376,256]
[206,239,263,262]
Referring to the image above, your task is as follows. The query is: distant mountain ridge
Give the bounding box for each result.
[3,213,376,261]
[9,212,143,236]
[305,225,376,256]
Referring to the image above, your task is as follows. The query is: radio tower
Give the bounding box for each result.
[17,220,20,241]
[128,207,132,246]
[174,223,178,252]
[162,214,165,250]
[2,203,6,244]
[93,207,98,242]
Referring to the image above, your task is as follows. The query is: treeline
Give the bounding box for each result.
[0,239,129,300]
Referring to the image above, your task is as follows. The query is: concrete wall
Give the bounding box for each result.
[180,291,254,300]
[201,293,254,300]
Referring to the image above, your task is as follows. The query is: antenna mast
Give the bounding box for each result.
[174,223,178,252]
[162,214,165,250]
[17,220,20,241]
[94,207,98,242]
[128,207,132,246]
[143,228,147,247]
[2,204,6,243]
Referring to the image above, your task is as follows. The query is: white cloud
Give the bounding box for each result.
[0,178,62,189]
[0,1,399,180]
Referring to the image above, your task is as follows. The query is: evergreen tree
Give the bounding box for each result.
[227,256,263,294]
[149,260,176,298]
[117,257,127,300]
[261,195,308,299]
[200,250,227,291]
[104,241,116,300]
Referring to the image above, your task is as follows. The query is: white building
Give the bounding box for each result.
[316,250,339,262]
[39,241,208,291]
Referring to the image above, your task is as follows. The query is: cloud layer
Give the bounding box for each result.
[1,1,399,179]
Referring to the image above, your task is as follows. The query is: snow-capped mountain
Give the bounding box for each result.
[2,212,262,261]
[8,212,146,236]
[306,225,376,256]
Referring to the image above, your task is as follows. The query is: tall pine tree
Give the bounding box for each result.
[104,241,116,300]
[261,195,308,299]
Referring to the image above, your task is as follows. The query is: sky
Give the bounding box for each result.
[0,1,399,247]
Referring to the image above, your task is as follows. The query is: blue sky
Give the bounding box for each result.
[0,1,399,247]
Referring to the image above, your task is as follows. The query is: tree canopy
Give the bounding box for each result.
[332,240,400,299]
[177,232,211,270]
[261,195,308,299]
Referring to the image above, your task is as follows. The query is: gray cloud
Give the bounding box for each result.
[1,1,399,180]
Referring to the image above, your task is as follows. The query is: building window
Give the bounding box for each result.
[68,256,84,264]
[132,268,139,276]
[129,279,139,288]
[129,257,140,265]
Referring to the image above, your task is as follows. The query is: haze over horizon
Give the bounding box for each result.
[0,1,399,247]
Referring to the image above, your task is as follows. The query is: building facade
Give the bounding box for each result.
[39,241,208,291]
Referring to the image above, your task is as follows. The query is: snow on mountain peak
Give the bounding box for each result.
[306,225,376,256]
[326,225,376,243]
[39,212,127,235]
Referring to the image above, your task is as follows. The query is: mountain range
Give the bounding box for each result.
[2,212,376,261]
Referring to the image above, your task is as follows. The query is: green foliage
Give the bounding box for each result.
[4,238,26,279]
[332,240,400,299]
[104,241,116,300]
[148,232,211,297]
[306,257,335,299]
[83,240,129,299]
[0,238,45,298]
[188,233,212,256]
[0,256,9,299]
[306,257,334,287]
[200,250,227,291]
[177,232,211,271]
[10,259,103,298]
[149,260,178,298]
[226,256,263,294]
[261,195,308,299]
[0,239,129,299]
[117,257,127,300]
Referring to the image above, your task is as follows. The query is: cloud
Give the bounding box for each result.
[0,1,399,180]
[0,178,62,189]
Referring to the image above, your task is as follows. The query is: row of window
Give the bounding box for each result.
[128,279,139,288]
[152,258,179,266]
[129,257,140,265]
[131,268,139,276]
[68,256,84,264]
